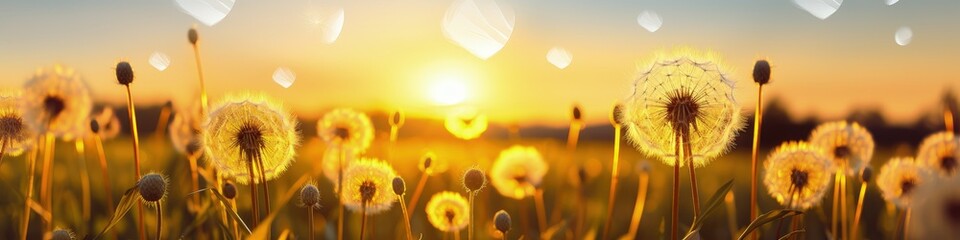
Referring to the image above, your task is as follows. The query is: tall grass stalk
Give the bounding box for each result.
[749,84,764,240]
[19,143,38,240]
[92,134,116,239]
[626,170,650,239]
[407,172,429,218]
[75,140,91,221]
[852,181,867,240]
[123,80,147,240]
[601,123,623,240]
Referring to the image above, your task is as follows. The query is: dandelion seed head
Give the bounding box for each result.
[0,90,33,156]
[763,141,833,210]
[22,65,92,140]
[202,93,300,184]
[809,121,875,177]
[170,101,203,157]
[463,167,487,192]
[342,158,397,214]
[426,191,470,232]
[317,108,374,154]
[610,103,624,126]
[877,157,931,208]
[445,107,488,140]
[115,61,134,85]
[622,48,744,167]
[908,175,960,238]
[917,131,959,177]
[392,176,406,195]
[490,145,548,199]
[494,210,512,233]
[222,181,237,200]
[752,60,771,85]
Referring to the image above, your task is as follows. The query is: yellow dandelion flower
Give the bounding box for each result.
[317,108,374,154]
[908,175,960,239]
[917,131,959,176]
[445,107,488,140]
[419,151,449,176]
[622,48,744,167]
[0,90,35,156]
[809,121,875,176]
[92,107,121,140]
[877,157,931,209]
[169,101,203,157]
[425,191,470,232]
[321,146,357,188]
[21,65,92,140]
[202,93,300,184]
[762,142,833,210]
[342,158,397,214]
[490,145,549,199]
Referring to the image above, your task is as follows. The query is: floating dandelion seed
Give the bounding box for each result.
[877,158,931,209]
[916,131,959,177]
[341,158,397,214]
[22,65,92,140]
[92,107,121,140]
[762,142,833,210]
[622,48,743,166]
[426,191,470,232]
[202,93,300,183]
[317,108,374,153]
[51,228,76,240]
[809,121,875,176]
[490,145,548,199]
[0,90,34,158]
[908,175,960,239]
[445,107,488,140]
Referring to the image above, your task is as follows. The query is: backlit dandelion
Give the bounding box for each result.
[908,175,960,239]
[445,107,488,140]
[877,157,930,209]
[341,158,397,214]
[0,90,34,162]
[490,145,548,199]
[762,142,833,210]
[21,65,92,139]
[203,93,300,227]
[317,108,374,153]
[622,48,743,240]
[809,121,875,176]
[916,131,959,176]
[92,107,121,140]
[426,191,470,233]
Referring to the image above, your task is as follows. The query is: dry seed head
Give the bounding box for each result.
[494,210,512,233]
[115,61,134,85]
[89,119,99,134]
[188,27,199,45]
[572,104,583,121]
[300,183,321,207]
[138,173,168,203]
[222,182,237,199]
[463,168,486,192]
[51,228,75,240]
[753,60,771,85]
[393,176,406,195]
[610,103,623,126]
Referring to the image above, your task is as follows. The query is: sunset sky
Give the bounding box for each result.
[1,0,957,126]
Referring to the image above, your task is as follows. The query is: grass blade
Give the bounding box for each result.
[187,188,252,234]
[683,179,734,239]
[94,186,141,240]
[736,209,803,240]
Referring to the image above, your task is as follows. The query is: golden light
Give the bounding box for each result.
[428,75,469,106]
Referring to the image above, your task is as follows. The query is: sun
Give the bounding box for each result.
[428,75,469,106]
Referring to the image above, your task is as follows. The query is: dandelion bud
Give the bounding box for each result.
[572,105,583,121]
[138,173,167,202]
[393,176,406,195]
[494,210,512,233]
[390,110,404,127]
[90,119,100,134]
[188,27,199,45]
[423,155,433,170]
[115,61,134,85]
[752,60,771,85]
[463,168,486,192]
[222,182,237,199]
[185,139,202,157]
[861,166,873,183]
[51,228,75,240]
[300,183,321,207]
[610,104,623,126]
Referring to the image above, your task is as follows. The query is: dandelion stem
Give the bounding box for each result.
[153,105,171,138]
[749,83,764,240]
[469,191,476,240]
[308,207,315,240]
[724,191,738,240]
[518,199,530,238]
[188,155,200,212]
[191,44,208,114]
[682,130,701,218]
[246,160,260,227]
[831,170,840,240]
[255,155,272,237]
[601,124,623,240]
[533,189,547,237]
[407,172,429,218]
[20,144,38,240]
[903,207,912,240]
[360,204,368,240]
[945,107,954,133]
[626,171,650,239]
[337,144,345,240]
[76,140,91,221]
[398,195,414,240]
[841,175,849,240]
[124,84,146,240]
[93,135,115,222]
[0,140,7,169]
[566,122,581,151]
[38,132,54,233]
[852,182,867,240]
[671,136,680,240]
[156,201,163,240]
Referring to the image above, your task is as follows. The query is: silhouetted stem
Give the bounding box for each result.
[124,85,146,240]
[360,204,368,240]
[246,160,260,227]
[191,44,208,114]
[852,183,868,240]
[469,191,476,240]
[682,129,701,218]
[308,207,315,240]
[671,136,680,240]
[841,175,849,240]
[407,172,429,218]
[255,155,272,238]
[156,201,163,240]
[831,170,840,239]
[398,196,414,240]
[749,84,764,240]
